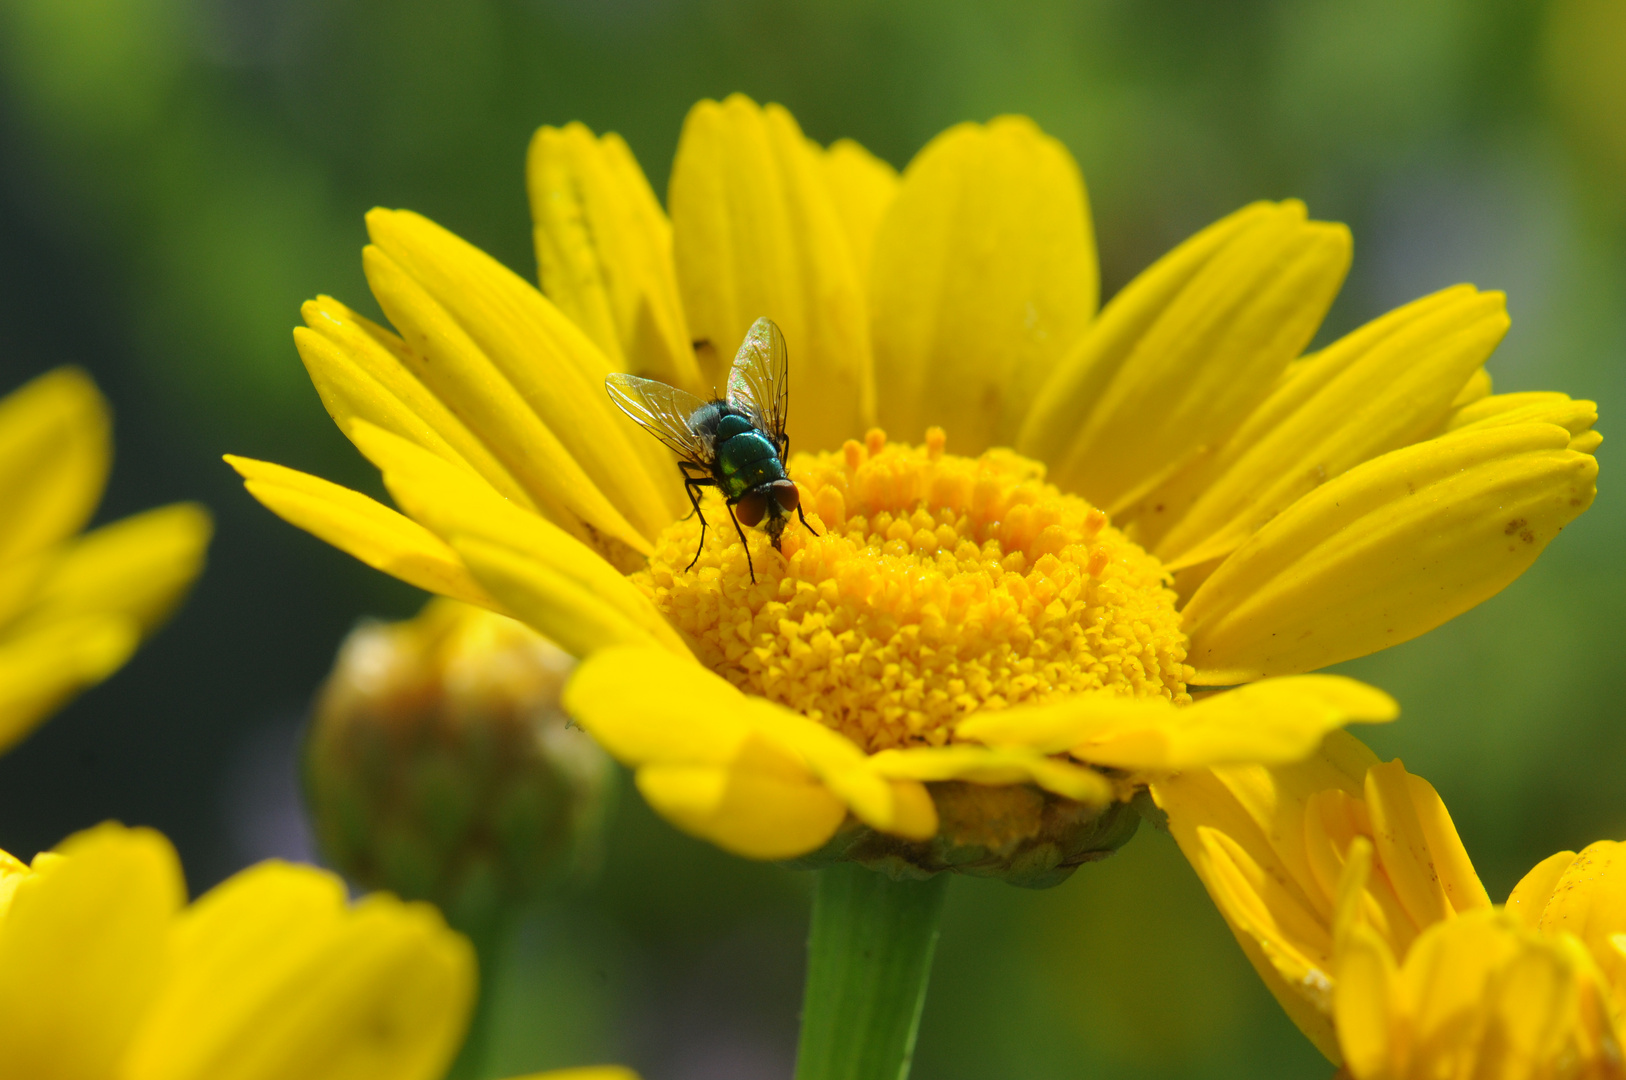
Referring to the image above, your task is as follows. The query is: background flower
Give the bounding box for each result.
[3,3,1624,1076]
[0,367,211,754]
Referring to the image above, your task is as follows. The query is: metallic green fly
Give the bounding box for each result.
[606,317,817,582]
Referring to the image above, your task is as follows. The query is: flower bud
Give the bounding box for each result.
[304,599,611,938]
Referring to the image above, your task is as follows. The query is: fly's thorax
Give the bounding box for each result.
[717,430,786,498]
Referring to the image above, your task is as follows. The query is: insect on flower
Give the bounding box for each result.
[606,316,816,582]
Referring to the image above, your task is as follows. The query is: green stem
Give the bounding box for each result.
[794,864,951,1080]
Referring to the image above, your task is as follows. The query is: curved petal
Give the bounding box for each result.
[866,744,1112,804]
[297,295,538,509]
[0,366,110,566]
[1518,841,1626,1003]
[1184,422,1598,683]
[565,645,934,855]
[227,455,498,608]
[1146,286,1509,568]
[365,209,683,544]
[1506,850,1579,926]
[0,616,138,753]
[0,823,184,1080]
[528,123,700,393]
[635,744,850,861]
[959,676,1395,771]
[871,115,1096,452]
[346,422,685,657]
[669,94,874,452]
[816,137,898,281]
[1021,201,1351,512]
[1153,735,1493,1062]
[122,861,474,1080]
[21,502,211,635]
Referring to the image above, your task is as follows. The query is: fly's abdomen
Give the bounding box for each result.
[716,431,786,500]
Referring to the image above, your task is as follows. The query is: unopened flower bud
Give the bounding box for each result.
[304,599,610,938]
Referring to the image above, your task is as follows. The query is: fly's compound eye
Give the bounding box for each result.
[734,492,768,527]
[771,479,800,512]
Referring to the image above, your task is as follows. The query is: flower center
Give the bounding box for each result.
[636,429,1191,753]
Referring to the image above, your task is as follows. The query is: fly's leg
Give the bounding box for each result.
[795,501,819,538]
[725,499,756,583]
[677,461,709,523]
[682,477,712,572]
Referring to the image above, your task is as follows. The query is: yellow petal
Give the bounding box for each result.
[1450,366,1492,408]
[1332,925,1397,1077]
[1362,761,1462,931]
[1448,389,1571,428]
[0,823,183,1080]
[1184,422,1598,683]
[1505,850,1577,927]
[1527,840,1626,1002]
[453,538,671,660]
[343,423,687,657]
[636,748,848,861]
[1021,201,1351,511]
[225,455,498,609]
[565,645,925,851]
[866,744,1112,804]
[1151,286,1510,569]
[19,503,211,635]
[527,123,699,393]
[669,94,873,452]
[364,210,681,546]
[1194,825,1342,1058]
[816,137,898,282]
[0,366,110,565]
[122,861,475,1080]
[504,1070,641,1080]
[0,615,138,753]
[871,116,1096,453]
[959,676,1395,771]
[297,295,538,509]
[1447,390,1599,440]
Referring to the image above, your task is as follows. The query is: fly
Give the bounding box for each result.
[606,316,817,582]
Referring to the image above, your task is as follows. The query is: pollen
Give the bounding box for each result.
[635,429,1192,753]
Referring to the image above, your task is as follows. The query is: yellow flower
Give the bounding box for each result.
[1153,732,1490,1058]
[0,823,639,1080]
[1156,738,1626,1076]
[1335,909,1623,1079]
[227,95,1595,873]
[1,367,212,753]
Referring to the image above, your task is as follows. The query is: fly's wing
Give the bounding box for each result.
[725,317,789,455]
[605,373,713,463]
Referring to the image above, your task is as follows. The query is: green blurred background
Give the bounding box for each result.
[2,1,1623,1076]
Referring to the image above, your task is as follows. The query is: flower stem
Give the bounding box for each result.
[794,864,951,1080]
[446,918,509,1080]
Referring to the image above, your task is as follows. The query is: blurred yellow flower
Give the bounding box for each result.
[1157,736,1626,1075]
[228,94,1595,872]
[0,822,472,1080]
[0,367,212,753]
[0,823,640,1080]
[1336,909,1623,1080]
[1154,732,1490,1057]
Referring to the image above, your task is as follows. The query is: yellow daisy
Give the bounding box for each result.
[1,367,212,753]
[1154,737,1626,1076]
[0,821,638,1080]
[226,93,1595,877]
